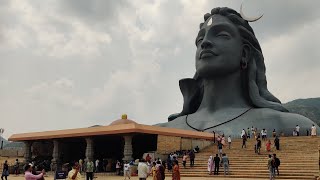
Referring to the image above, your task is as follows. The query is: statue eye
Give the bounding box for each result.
[196,37,203,46]
[216,32,231,38]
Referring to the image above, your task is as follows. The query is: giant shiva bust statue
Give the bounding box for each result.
[159,7,319,136]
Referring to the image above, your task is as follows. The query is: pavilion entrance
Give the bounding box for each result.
[93,135,124,172]
[60,138,86,163]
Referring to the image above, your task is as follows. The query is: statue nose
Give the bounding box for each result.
[201,39,213,49]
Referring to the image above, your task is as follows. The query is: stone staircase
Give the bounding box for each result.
[178,136,319,179]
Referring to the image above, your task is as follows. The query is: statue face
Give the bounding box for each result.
[195,15,243,78]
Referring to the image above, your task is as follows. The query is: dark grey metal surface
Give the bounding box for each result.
[158,7,319,136]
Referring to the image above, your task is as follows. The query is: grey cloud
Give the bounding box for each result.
[57,0,128,25]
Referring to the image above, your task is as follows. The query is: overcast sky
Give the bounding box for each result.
[1,0,320,139]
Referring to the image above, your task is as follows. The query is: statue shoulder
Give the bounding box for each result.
[155,115,191,130]
[250,108,315,127]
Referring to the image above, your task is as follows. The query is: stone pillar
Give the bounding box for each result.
[51,140,60,171]
[123,135,133,162]
[24,141,32,163]
[85,138,94,162]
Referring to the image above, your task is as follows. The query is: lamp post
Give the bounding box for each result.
[0,128,4,149]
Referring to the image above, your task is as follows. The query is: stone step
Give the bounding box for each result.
[178,136,319,179]
[178,174,315,179]
[179,168,318,172]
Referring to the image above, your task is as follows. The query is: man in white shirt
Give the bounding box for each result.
[123,161,131,180]
[95,159,99,172]
[241,129,245,136]
[311,124,317,136]
[137,159,148,180]
[296,125,300,136]
[227,136,232,149]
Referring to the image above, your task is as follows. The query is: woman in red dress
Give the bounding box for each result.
[172,160,180,180]
[266,140,272,152]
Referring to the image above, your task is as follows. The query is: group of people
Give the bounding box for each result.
[267,154,281,180]
[254,136,280,155]
[136,158,180,180]
[91,158,109,173]
[293,124,317,136]
[207,153,229,176]
[241,127,269,141]
[1,159,20,180]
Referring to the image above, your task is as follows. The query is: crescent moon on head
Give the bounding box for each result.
[240,3,263,22]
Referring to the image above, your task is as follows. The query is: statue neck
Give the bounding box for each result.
[198,71,250,112]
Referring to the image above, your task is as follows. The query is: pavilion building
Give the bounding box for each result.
[8,115,213,170]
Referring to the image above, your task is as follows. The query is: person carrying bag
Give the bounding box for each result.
[1,160,9,180]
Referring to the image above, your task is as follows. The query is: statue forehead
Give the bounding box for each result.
[201,14,235,30]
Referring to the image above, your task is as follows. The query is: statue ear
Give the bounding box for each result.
[242,44,251,62]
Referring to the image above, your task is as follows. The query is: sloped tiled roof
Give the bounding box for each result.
[8,123,213,141]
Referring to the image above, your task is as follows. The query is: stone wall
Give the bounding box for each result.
[0,149,24,157]
[156,135,212,155]
[157,135,181,154]
[191,139,212,149]
[181,138,192,150]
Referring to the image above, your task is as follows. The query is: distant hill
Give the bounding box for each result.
[284,98,320,126]
[3,142,24,149]
[0,137,9,147]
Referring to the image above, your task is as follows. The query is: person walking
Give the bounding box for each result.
[24,163,45,180]
[145,154,151,163]
[256,138,261,155]
[151,162,157,180]
[155,161,165,180]
[221,153,230,176]
[311,124,317,137]
[172,160,180,180]
[1,160,9,180]
[267,155,275,180]
[247,128,251,139]
[221,135,226,146]
[266,140,272,152]
[189,151,195,167]
[85,159,94,180]
[67,162,81,180]
[241,129,246,138]
[116,160,121,175]
[95,159,99,173]
[273,154,280,176]
[227,136,232,149]
[167,155,172,172]
[207,156,214,175]
[274,136,280,150]
[14,159,19,175]
[242,133,247,148]
[182,153,188,168]
[296,125,300,136]
[261,129,265,140]
[138,159,148,180]
[251,126,255,138]
[217,142,223,158]
[213,154,220,175]
[123,161,131,180]
[272,129,276,137]
[78,159,83,173]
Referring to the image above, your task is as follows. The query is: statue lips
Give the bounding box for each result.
[200,49,218,59]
